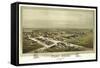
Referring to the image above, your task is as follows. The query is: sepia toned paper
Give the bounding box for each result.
[19,4,96,64]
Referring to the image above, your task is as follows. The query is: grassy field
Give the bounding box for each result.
[63,32,93,48]
[23,38,43,53]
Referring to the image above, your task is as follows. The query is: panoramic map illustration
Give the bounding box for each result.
[21,6,95,53]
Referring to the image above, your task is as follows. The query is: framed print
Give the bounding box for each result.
[11,2,97,66]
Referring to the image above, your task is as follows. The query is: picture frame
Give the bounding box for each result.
[11,2,97,66]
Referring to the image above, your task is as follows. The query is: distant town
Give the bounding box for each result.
[23,28,93,53]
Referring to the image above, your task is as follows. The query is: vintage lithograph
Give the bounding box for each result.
[18,4,97,64]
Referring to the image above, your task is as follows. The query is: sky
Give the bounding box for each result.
[21,6,96,29]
